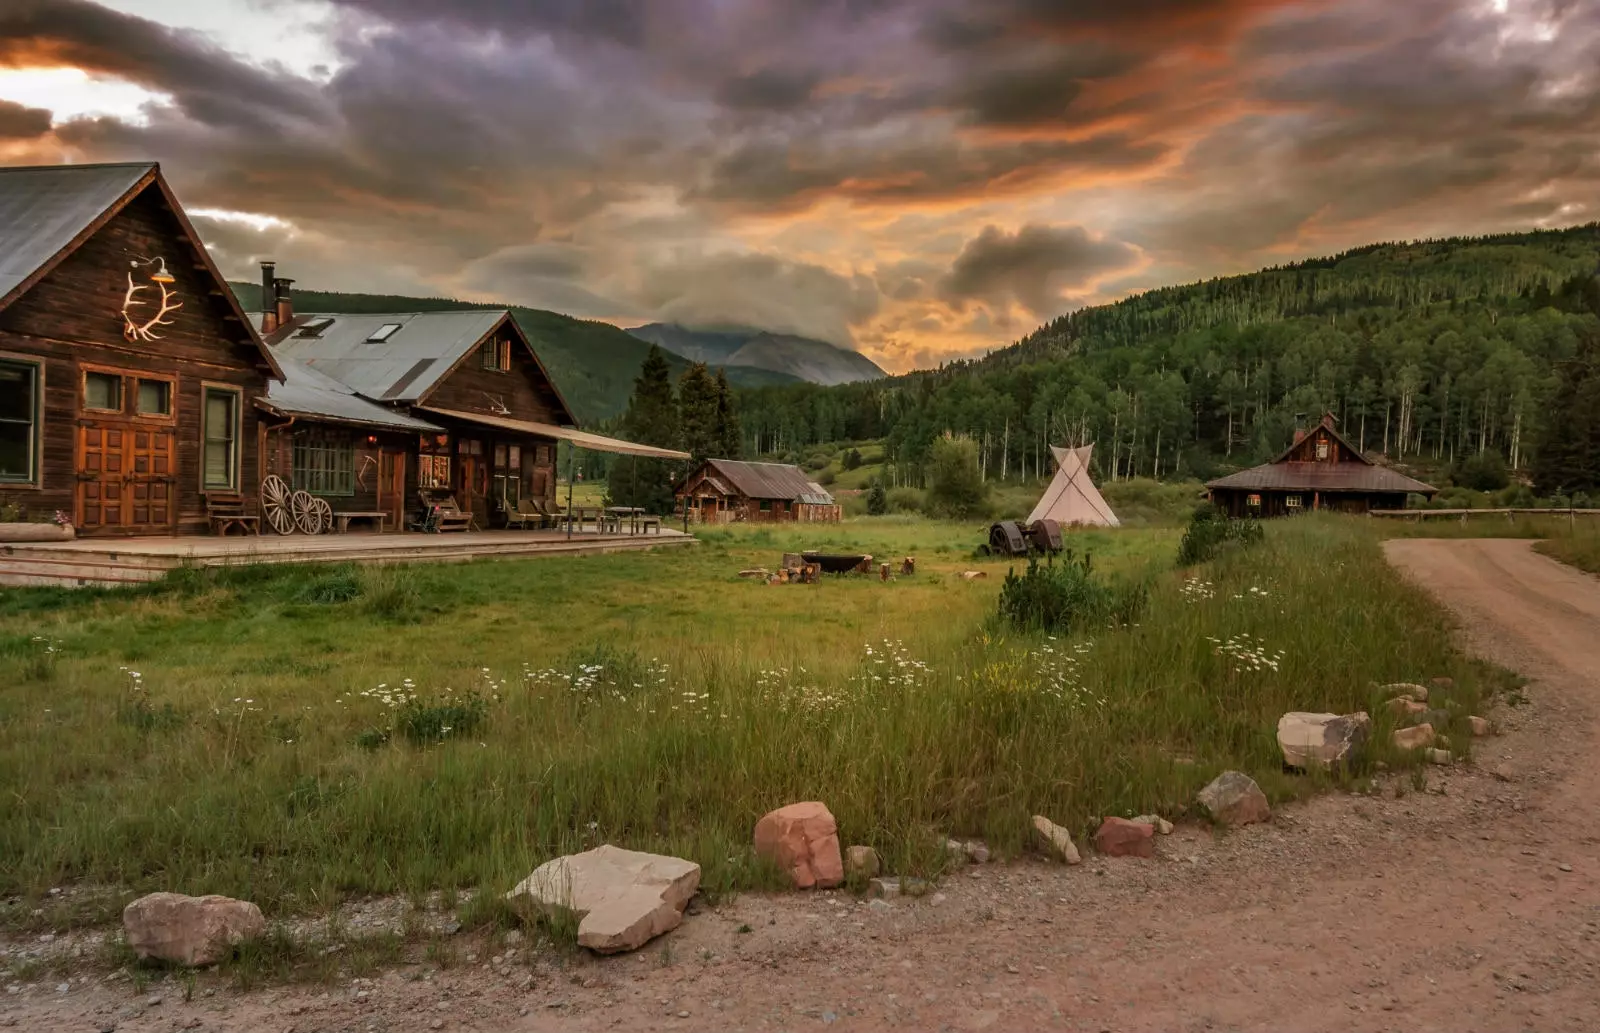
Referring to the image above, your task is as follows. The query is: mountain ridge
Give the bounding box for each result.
[627,322,886,386]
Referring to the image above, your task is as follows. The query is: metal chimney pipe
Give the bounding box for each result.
[260,261,277,333]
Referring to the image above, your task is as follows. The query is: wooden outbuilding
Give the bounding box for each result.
[0,162,281,535]
[1206,413,1436,517]
[676,459,840,523]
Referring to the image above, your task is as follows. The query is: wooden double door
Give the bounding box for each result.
[76,423,177,533]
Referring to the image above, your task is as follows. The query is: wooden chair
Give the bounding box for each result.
[505,498,544,530]
[203,492,260,536]
[639,515,662,534]
[415,489,473,533]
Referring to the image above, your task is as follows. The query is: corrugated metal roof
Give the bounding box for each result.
[1207,462,1436,494]
[262,357,442,431]
[417,406,692,459]
[800,481,837,506]
[265,311,508,402]
[0,162,155,306]
[699,460,824,501]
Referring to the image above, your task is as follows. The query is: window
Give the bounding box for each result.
[293,436,355,495]
[0,360,39,484]
[84,371,122,412]
[456,437,482,456]
[492,442,521,507]
[481,337,511,371]
[366,323,402,343]
[418,455,451,489]
[759,499,772,512]
[535,445,550,465]
[1246,493,1261,508]
[1285,495,1303,510]
[202,387,240,489]
[136,378,172,417]
[1315,439,1330,460]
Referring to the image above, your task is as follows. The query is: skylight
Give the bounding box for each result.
[366,323,402,343]
[295,317,335,338]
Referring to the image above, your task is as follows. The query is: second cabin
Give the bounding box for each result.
[676,459,840,523]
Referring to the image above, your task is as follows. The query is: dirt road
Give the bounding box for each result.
[6,538,1599,1032]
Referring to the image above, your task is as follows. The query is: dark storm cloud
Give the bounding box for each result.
[0,98,49,139]
[940,224,1141,315]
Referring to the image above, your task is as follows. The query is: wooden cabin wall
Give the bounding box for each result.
[0,184,271,535]
[425,333,567,425]
[1283,426,1362,465]
[261,422,413,517]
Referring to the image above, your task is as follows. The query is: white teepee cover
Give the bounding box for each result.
[1026,444,1119,527]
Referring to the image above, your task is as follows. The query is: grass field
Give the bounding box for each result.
[0,513,1510,942]
[1532,521,1600,573]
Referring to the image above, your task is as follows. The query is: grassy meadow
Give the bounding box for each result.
[0,513,1511,940]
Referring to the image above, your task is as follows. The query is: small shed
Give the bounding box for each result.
[677,459,841,523]
[1206,413,1436,517]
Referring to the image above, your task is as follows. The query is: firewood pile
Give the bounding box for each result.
[738,554,917,584]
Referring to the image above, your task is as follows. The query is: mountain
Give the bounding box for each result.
[228,283,800,422]
[627,323,886,386]
[733,223,1600,482]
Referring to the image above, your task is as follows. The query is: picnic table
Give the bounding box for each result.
[605,506,644,534]
[559,505,605,533]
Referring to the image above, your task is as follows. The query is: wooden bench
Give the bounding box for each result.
[333,511,388,533]
[415,491,472,533]
[203,492,259,536]
[640,515,662,534]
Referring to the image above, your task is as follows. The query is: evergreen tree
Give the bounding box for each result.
[678,363,720,463]
[608,345,681,514]
[714,369,742,459]
[866,478,888,515]
[1532,331,1600,495]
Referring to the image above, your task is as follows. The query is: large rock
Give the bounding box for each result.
[753,802,844,889]
[1196,771,1271,826]
[1094,817,1156,858]
[1277,711,1371,770]
[1030,815,1082,864]
[122,893,264,967]
[1392,724,1436,751]
[504,845,700,954]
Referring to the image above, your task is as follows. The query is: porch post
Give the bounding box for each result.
[566,441,576,540]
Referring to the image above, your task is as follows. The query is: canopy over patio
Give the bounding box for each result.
[417,406,690,460]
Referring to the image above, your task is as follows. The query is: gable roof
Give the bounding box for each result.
[1271,412,1370,465]
[691,459,827,502]
[1206,462,1437,495]
[259,356,443,432]
[264,310,576,423]
[0,162,282,379]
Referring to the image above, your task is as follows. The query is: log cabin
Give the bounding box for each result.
[1206,412,1437,517]
[256,271,579,530]
[676,459,840,523]
[0,162,282,535]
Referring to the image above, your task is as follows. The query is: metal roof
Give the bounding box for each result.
[264,311,509,402]
[695,459,829,502]
[1207,462,1436,495]
[801,481,837,506]
[418,406,691,459]
[0,163,156,307]
[261,357,442,432]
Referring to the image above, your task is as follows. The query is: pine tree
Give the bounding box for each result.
[714,369,742,459]
[1532,330,1600,495]
[609,345,681,513]
[679,363,720,463]
[866,478,888,515]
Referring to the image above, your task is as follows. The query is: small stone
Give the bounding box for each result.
[929,893,947,905]
[845,845,880,880]
[868,899,892,913]
[503,929,523,945]
[963,841,991,864]
[429,1020,444,1030]
[1196,771,1271,826]
[1094,817,1156,858]
[55,982,69,994]
[146,995,163,1008]
[1558,864,1573,873]
[943,838,967,864]
[1130,815,1174,835]
[677,1010,689,1018]
[1387,698,1428,718]
[902,877,932,898]
[867,877,901,899]
[1382,682,1430,702]
[1392,724,1436,751]
[1492,764,1514,782]
[960,570,987,580]
[1031,815,1082,864]
[1277,711,1371,770]
[1426,748,1454,765]
[1467,716,1493,736]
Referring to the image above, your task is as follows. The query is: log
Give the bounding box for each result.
[0,523,75,542]
[879,562,890,582]
[901,556,916,576]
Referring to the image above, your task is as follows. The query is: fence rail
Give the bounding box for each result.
[1370,507,1600,520]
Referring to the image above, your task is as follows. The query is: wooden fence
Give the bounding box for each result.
[1370,507,1600,523]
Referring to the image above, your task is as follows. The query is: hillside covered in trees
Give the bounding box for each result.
[735,224,1600,488]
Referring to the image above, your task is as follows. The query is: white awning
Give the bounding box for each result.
[417,406,691,460]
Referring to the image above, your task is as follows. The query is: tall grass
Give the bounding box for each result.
[0,516,1504,932]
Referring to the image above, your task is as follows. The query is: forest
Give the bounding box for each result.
[734,224,1600,488]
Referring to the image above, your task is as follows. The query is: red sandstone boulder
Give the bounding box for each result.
[1094,817,1156,858]
[754,802,844,889]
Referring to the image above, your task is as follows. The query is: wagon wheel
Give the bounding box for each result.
[312,496,334,534]
[261,475,295,535]
[290,490,323,535]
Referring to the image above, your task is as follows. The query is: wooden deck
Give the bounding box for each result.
[0,528,695,589]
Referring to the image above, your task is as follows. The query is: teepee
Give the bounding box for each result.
[1026,444,1119,527]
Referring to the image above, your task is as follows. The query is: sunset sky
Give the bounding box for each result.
[1,0,1596,371]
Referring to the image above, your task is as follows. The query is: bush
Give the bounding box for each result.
[886,486,924,514]
[1177,504,1264,566]
[866,479,888,515]
[395,690,487,745]
[997,551,1147,633]
[925,436,988,518]
[1454,450,1510,491]
[842,448,863,471]
[816,468,836,486]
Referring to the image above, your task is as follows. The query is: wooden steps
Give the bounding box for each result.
[0,531,694,589]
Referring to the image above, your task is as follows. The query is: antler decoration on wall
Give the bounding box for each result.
[121,256,183,342]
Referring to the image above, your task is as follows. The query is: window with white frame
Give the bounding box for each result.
[0,360,39,484]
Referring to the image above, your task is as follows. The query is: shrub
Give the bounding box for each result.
[866,479,888,515]
[1177,504,1264,566]
[395,690,487,745]
[925,436,988,518]
[817,468,836,486]
[886,486,923,514]
[997,550,1147,633]
[842,448,863,471]
[1454,450,1510,491]
[295,566,363,604]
